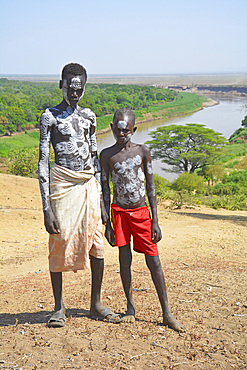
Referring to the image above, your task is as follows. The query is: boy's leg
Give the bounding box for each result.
[48,271,66,327]
[90,255,122,323]
[119,244,135,322]
[90,256,104,314]
[145,255,185,332]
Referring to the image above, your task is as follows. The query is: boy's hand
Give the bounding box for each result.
[151,220,162,244]
[44,208,60,234]
[105,222,115,246]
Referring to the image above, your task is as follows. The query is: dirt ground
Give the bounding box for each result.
[0,173,246,369]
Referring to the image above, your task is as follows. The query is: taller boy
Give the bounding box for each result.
[100,108,184,332]
[38,63,120,327]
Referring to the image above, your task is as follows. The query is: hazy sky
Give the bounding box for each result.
[1,0,246,75]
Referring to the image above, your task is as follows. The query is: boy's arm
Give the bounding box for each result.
[89,112,100,182]
[38,109,59,234]
[93,152,108,225]
[89,112,108,225]
[143,145,162,244]
[100,151,115,246]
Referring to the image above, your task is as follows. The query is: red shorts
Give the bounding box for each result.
[111,204,159,256]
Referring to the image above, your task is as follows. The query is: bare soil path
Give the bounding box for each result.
[0,173,246,369]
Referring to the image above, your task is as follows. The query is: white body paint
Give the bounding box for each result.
[147,161,153,174]
[111,154,146,206]
[38,106,98,211]
[147,184,156,198]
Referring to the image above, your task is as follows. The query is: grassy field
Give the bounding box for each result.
[0,131,40,157]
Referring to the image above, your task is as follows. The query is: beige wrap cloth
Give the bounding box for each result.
[48,163,104,272]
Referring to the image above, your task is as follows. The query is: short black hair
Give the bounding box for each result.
[113,108,135,125]
[61,63,87,82]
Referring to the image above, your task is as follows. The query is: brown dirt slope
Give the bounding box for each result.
[0,173,246,369]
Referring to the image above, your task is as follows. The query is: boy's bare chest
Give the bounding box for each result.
[54,112,91,139]
[110,152,143,175]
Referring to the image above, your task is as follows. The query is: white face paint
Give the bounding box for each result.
[69,76,83,90]
[113,119,133,144]
[62,76,85,106]
[117,120,127,129]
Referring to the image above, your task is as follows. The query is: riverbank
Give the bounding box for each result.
[0,92,207,156]
[0,97,219,140]
[95,97,219,137]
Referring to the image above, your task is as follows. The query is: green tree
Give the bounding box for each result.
[241,115,247,127]
[0,116,8,135]
[7,122,17,134]
[0,124,5,135]
[204,164,226,186]
[146,123,226,173]
[6,106,26,131]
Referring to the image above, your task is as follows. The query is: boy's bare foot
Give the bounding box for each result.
[121,315,135,323]
[121,303,135,323]
[163,313,185,333]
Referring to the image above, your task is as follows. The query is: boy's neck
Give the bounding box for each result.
[60,99,77,110]
[115,140,133,149]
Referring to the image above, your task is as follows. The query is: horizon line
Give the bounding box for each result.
[1,72,247,77]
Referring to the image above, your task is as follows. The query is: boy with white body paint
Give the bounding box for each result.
[100,108,185,332]
[38,63,121,327]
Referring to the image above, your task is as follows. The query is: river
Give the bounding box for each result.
[97,97,247,181]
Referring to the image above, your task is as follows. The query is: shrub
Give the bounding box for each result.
[235,155,247,169]
[153,174,171,200]
[210,194,247,210]
[203,164,226,185]
[168,189,195,209]
[226,160,241,168]
[172,172,206,193]
[218,143,247,163]
[211,182,242,195]
[222,169,247,185]
[7,147,55,178]
[7,148,39,178]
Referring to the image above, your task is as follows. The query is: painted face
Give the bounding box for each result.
[112,118,134,144]
[62,74,85,107]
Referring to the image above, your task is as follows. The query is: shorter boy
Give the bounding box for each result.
[100,108,184,332]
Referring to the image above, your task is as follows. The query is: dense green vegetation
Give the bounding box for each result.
[227,109,247,145]
[150,120,247,210]
[0,78,178,135]
[2,77,247,211]
[5,124,247,211]
[0,78,205,156]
